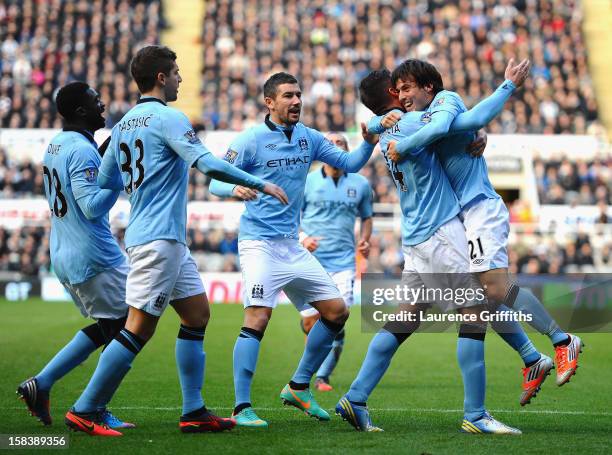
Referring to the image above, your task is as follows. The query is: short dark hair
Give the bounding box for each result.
[263,72,299,99]
[55,81,90,121]
[391,59,443,94]
[359,70,395,115]
[130,45,177,93]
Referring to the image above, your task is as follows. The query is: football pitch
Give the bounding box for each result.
[1,299,611,454]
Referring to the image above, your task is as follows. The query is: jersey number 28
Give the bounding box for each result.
[42,166,67,218]
[120,139,145,194]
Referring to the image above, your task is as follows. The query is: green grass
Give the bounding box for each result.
[1,299,611,454]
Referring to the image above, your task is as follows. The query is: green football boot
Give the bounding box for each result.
[279,384,330,421]
[232,407,268,428]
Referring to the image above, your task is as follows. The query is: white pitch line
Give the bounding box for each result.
[4,406,612,416]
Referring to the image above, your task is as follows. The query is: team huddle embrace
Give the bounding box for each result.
[17,45,583,437]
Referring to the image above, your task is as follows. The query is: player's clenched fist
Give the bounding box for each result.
[381,111,401,129]
[387,140,402,163]
[301,236,322,252]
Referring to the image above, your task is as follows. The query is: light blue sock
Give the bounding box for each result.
[457,336,486,422]
[316,332,345,380]
[233,328,261,407]
[490,305,541,366]
[346,330,400,403]
[513,288,568,344]
[35,330,98,391]
[73,330,141,413]
[291,319,343,384]
[176,325,206,415]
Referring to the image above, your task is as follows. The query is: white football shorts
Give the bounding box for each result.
[300,269,356,318]
[63,263,129,320]
[126,240,206,317]
[238,239,341,311]
[402,217,486,312]
[459,197,509,273]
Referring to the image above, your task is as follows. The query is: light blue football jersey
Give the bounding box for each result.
[426,90,500,208]
[211,116,374,240]
[99,98,217,249]
[378,111,460,246]
[42,129,125,285]
[301,168,373,272]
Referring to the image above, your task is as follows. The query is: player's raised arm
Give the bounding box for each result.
[449,59,530,133]
[70,146,121,220]
[312,123,377,173]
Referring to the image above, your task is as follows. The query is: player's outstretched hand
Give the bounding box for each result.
[361,122,379,145]
[387,140,402,163]
[504,58,530,88]
[301,236,322,252]
[232,185,259,201]
[262,182,289,205]
[467,129,487,157]
[381,111,401,129]
[357,239,371,258]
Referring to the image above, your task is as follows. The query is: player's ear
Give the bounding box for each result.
[74,106,86,118]
[264,95,275,110]
[156,71,166,86]
[424,83,434,94]
[388,87,398,98]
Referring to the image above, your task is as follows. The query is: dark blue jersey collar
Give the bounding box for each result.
[137,96,167,106]
[264,114,294,141]
[62,126,97,146]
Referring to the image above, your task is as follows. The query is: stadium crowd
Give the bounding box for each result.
[534,154,612,205]
[200,0,601,136]
[0,0,163,129]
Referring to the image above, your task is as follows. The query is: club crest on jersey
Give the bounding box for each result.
[84,167,98,182]
[420,112,432,124]
[184,130,201,145]
[224,149,238,164]
[347,188,357,198]
[251,284,264,299]
[298,138,308,151]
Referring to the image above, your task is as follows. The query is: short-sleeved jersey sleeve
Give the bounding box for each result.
[224,130,256,171]
[358,178,374,219]
[69,144,102,202]
[160,108,208,167]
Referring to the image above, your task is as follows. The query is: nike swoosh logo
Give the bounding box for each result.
[289,389,311,409]
[72,415,95,432]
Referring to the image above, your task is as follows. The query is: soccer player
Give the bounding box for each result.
[379,59,583,404]
[336,62,529,434]
[299,132,373,392]
[209,72,378,428]
[17,82,133,430]
[63,46,287,437]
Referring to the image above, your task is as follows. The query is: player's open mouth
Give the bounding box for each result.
[403,100,413,110]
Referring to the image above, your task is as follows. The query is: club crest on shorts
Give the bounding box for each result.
[347,188,357,198]
[153,292,168,310]
[298,138,308,151]
[251,284,264,299]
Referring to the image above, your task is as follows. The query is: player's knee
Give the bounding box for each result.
[301,315,319,334]
[244,309,272,333]
[320,302,349,326]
